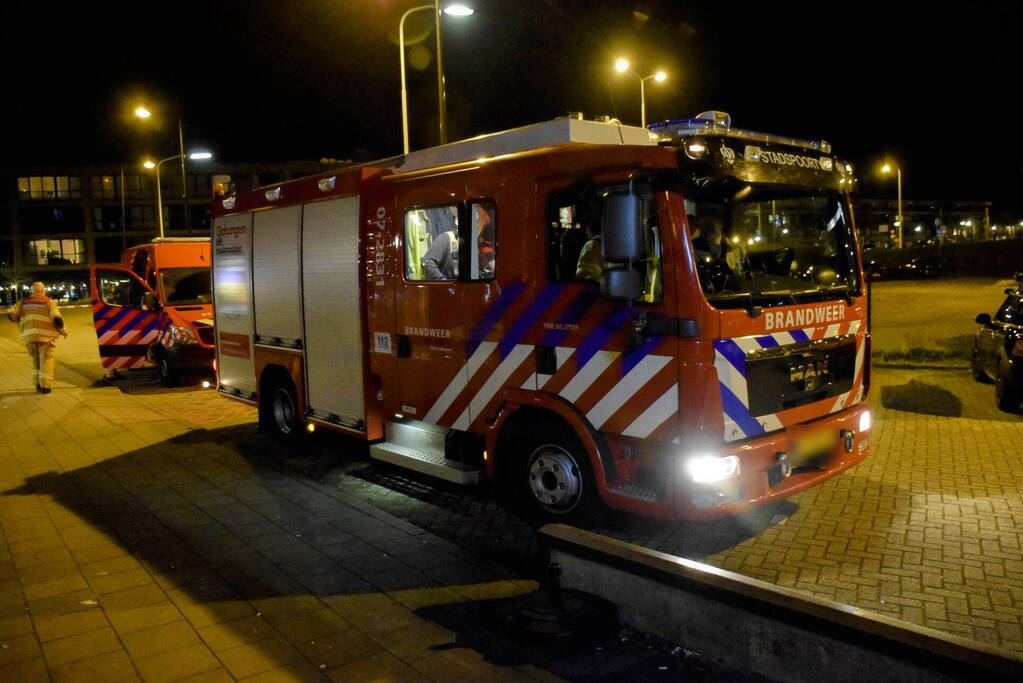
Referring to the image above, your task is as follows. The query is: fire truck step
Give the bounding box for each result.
[609,484,660,503]
[369,442,482,485]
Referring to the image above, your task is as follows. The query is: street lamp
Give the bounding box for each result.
[398,3,474,154]
[881,162,903,248]
[143,152,212,239]
[135,105,194,231]
[614,58,667,128]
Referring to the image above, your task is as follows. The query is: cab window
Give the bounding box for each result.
[468,200,496,281]
[547,183,661,302]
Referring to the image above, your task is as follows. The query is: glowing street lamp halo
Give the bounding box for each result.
[134,106,152,119]
[654,70,667,82]
[443,4,473,16]
[188,151,213,160]
[614,57,630,73]
[142,160,156,169]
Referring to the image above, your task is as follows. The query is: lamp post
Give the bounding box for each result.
[143,152,212,239]
[881,162,903,248]
[135,106,193,232]
[614,58,667,128]
[399,3,473,154]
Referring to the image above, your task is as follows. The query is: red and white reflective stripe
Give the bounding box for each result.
[585,355,672,430]
[423,341,497,424]
[558,351,619,402]
[102,355,151,370]
[452,344,533,430]
[622,382,678,438]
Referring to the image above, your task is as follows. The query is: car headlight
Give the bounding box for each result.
[171,324,199,345]
[685,454,740,484]
[859,410,871,432]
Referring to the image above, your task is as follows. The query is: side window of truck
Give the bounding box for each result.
[96,270,147,309]
[468,200,496,281]
[404,201,497,282]
[404,204,459,282]
[547,184,661,303]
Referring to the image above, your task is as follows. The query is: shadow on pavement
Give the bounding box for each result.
[0,425,538,679]
[881,380,962,417]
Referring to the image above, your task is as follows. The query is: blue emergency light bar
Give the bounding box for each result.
[650,112,831,154]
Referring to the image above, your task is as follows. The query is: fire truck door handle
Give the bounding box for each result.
[397,335,411,358]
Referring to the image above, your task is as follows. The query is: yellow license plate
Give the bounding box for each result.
[792,428,838,465]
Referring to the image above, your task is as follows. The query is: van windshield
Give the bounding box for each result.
[688,188,858,308]
[160,267,212,306]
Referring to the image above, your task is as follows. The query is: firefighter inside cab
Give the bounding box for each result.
[419,203,495,280]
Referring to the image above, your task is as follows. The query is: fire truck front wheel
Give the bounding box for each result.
[507,421,607,526]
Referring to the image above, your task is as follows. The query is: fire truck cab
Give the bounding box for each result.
[90,238,215,386]
[212,113,871,523]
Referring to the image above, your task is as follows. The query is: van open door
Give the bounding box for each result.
[89,265,166,370]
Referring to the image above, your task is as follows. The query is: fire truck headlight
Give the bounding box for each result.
[859,410,872,433]
[170,324,199,345]
[685,454,740,484]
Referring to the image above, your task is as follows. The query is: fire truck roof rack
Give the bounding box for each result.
[398,117,659,174]
[649,111,832,154]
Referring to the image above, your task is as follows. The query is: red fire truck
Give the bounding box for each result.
[89,238,215,386]
[211,113,871,522]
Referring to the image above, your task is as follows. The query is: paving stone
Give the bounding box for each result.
[216,636,304,679]
[196,614,278,652]
[326,650,418,683]
[33,608,111,642]
[133,642,221,683]
[107,602,183,635]
[50,649,137,683]
[0,656,50,683]
[121,619,202,660]
[41,626,123,667]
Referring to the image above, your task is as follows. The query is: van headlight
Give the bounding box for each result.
[859,410,871,432]
[170,324,198,345]
[685,454,740,484]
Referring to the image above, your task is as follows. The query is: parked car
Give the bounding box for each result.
[865,259,886,281]
[891,257,941,279]
[971,276,1023,412]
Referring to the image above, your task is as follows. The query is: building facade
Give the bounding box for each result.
[0,161,331,301]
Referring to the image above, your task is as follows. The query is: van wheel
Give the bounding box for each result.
[996,359,1020,413]
[159,353,179,387]
[508,421,607,526]
[267,379,300,438]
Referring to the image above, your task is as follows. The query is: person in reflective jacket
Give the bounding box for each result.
[6,282,68,393]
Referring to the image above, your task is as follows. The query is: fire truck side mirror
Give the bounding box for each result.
[975,313,992,326]
[601,267,643,301]
[602,194,647,262]
[143,291,160,312]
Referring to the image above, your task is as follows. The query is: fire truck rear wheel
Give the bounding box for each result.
[512,423,606,525]
[270,384,300,437]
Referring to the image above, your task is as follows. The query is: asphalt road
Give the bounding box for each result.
[870,277,1015,359]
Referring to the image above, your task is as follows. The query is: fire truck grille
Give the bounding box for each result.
[196,326,215,346]
[745,336,856,416]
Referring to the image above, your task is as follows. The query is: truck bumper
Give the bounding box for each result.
[672,403,871,521]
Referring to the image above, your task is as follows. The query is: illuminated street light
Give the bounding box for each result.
[135,104,197,231]
[398,3,474,154]
[614,58,668,128]
[143,151,213,239]
[880,162,903,248]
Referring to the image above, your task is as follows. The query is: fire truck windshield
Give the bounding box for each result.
[688,188,858,308]
[159,267,212,306]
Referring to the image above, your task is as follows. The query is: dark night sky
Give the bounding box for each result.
[3,1,1021,208]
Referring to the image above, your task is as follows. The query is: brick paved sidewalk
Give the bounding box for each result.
[0,332,556,682]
